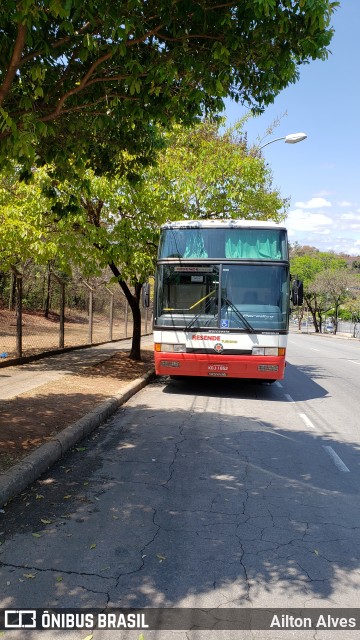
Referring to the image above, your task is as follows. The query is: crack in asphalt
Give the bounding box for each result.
[0,559,115,582]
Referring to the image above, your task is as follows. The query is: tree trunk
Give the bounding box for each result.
[108,262,143,361]
[306,299,319,332]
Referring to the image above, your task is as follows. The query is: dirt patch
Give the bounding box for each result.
[0,349,155,473]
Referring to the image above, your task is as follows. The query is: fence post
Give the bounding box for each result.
[125,300,129,338]
[59,281,65,348]
[144,307,148,334]
[52,273,66,349]
[82,281,94,344]
[11,266,22,358]
[105,287,114,341]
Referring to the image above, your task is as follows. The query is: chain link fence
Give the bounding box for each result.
[337,320,360,338]
[0,267,152,363]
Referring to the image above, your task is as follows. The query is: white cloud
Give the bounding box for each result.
[341,212,360,220]
[286,193,360,255]
[294,197,332,209]
[337,200,353,207]
[346,245,360,256]
[286,209,333,234]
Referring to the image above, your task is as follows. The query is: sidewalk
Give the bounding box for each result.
[0,337,155,506]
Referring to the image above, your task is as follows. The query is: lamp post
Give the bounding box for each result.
[260,132,307,150]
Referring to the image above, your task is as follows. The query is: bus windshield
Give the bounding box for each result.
[154,263,289,332]
[159,227,288,260]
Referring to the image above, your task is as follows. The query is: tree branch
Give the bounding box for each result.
[157,32,222,42]
[40,93,138,122]
[19,21,99,66]
[0,22,27,106]
[204,2,239,9]
[41,25,157,120]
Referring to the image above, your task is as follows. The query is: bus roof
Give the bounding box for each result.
[161,219,286,230]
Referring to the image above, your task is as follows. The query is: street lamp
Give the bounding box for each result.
[260,132,307,150]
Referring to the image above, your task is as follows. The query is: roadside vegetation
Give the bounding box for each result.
[290,244,360,334]
[0,0,339,358]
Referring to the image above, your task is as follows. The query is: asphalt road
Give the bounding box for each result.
[0,333,360,640]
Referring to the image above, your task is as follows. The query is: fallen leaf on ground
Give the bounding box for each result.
[156,553,166,562]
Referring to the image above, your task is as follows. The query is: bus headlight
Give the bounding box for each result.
[252,347,285,356]
[155,343,186,353]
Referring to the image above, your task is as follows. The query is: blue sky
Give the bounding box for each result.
[224,1,360,256]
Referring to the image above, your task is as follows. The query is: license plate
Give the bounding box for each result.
[208,364,229,372]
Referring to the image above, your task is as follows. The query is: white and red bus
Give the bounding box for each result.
[153,219,292,381]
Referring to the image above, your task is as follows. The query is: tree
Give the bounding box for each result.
[45,118,287,359]
[38,166,180,360]
[310,269,358,334]
[351,259,360,272]
[290,242,320,258]
[290,253,348,332]
[159,119,288,220]
[0,117,289,359]
[345,294,360,337]
[0,0,338,173]
[0,166,57,270]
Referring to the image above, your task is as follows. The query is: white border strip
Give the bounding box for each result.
[299,413,315,429]
[323,446,350,473]
[285,393,295,403]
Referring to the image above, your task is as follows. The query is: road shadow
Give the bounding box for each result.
[161,361,329,402]
[0,381,359,615]
[283,362,330,401]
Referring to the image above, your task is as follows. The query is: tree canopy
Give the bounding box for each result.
[0,118,290,358]
[159,119,288,220]
[0,166,57,269]
[290,251,353,332]
[0,0,338,173]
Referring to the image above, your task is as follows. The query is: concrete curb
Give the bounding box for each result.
[0,371,155,507]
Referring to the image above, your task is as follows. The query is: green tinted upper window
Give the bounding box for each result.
[159,228,287,260]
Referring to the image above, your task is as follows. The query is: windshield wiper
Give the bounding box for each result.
[185,292,218,332]
[222,296,255,333]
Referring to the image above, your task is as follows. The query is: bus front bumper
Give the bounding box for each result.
[154,353,286,380]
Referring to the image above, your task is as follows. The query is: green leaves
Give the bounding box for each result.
[158,119,287,223]
[0,0,338,174]
[0,165,59,271]
[290,250,355,332]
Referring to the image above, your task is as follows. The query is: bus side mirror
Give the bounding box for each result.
[291,278,304,307]
[142,283,150,308]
